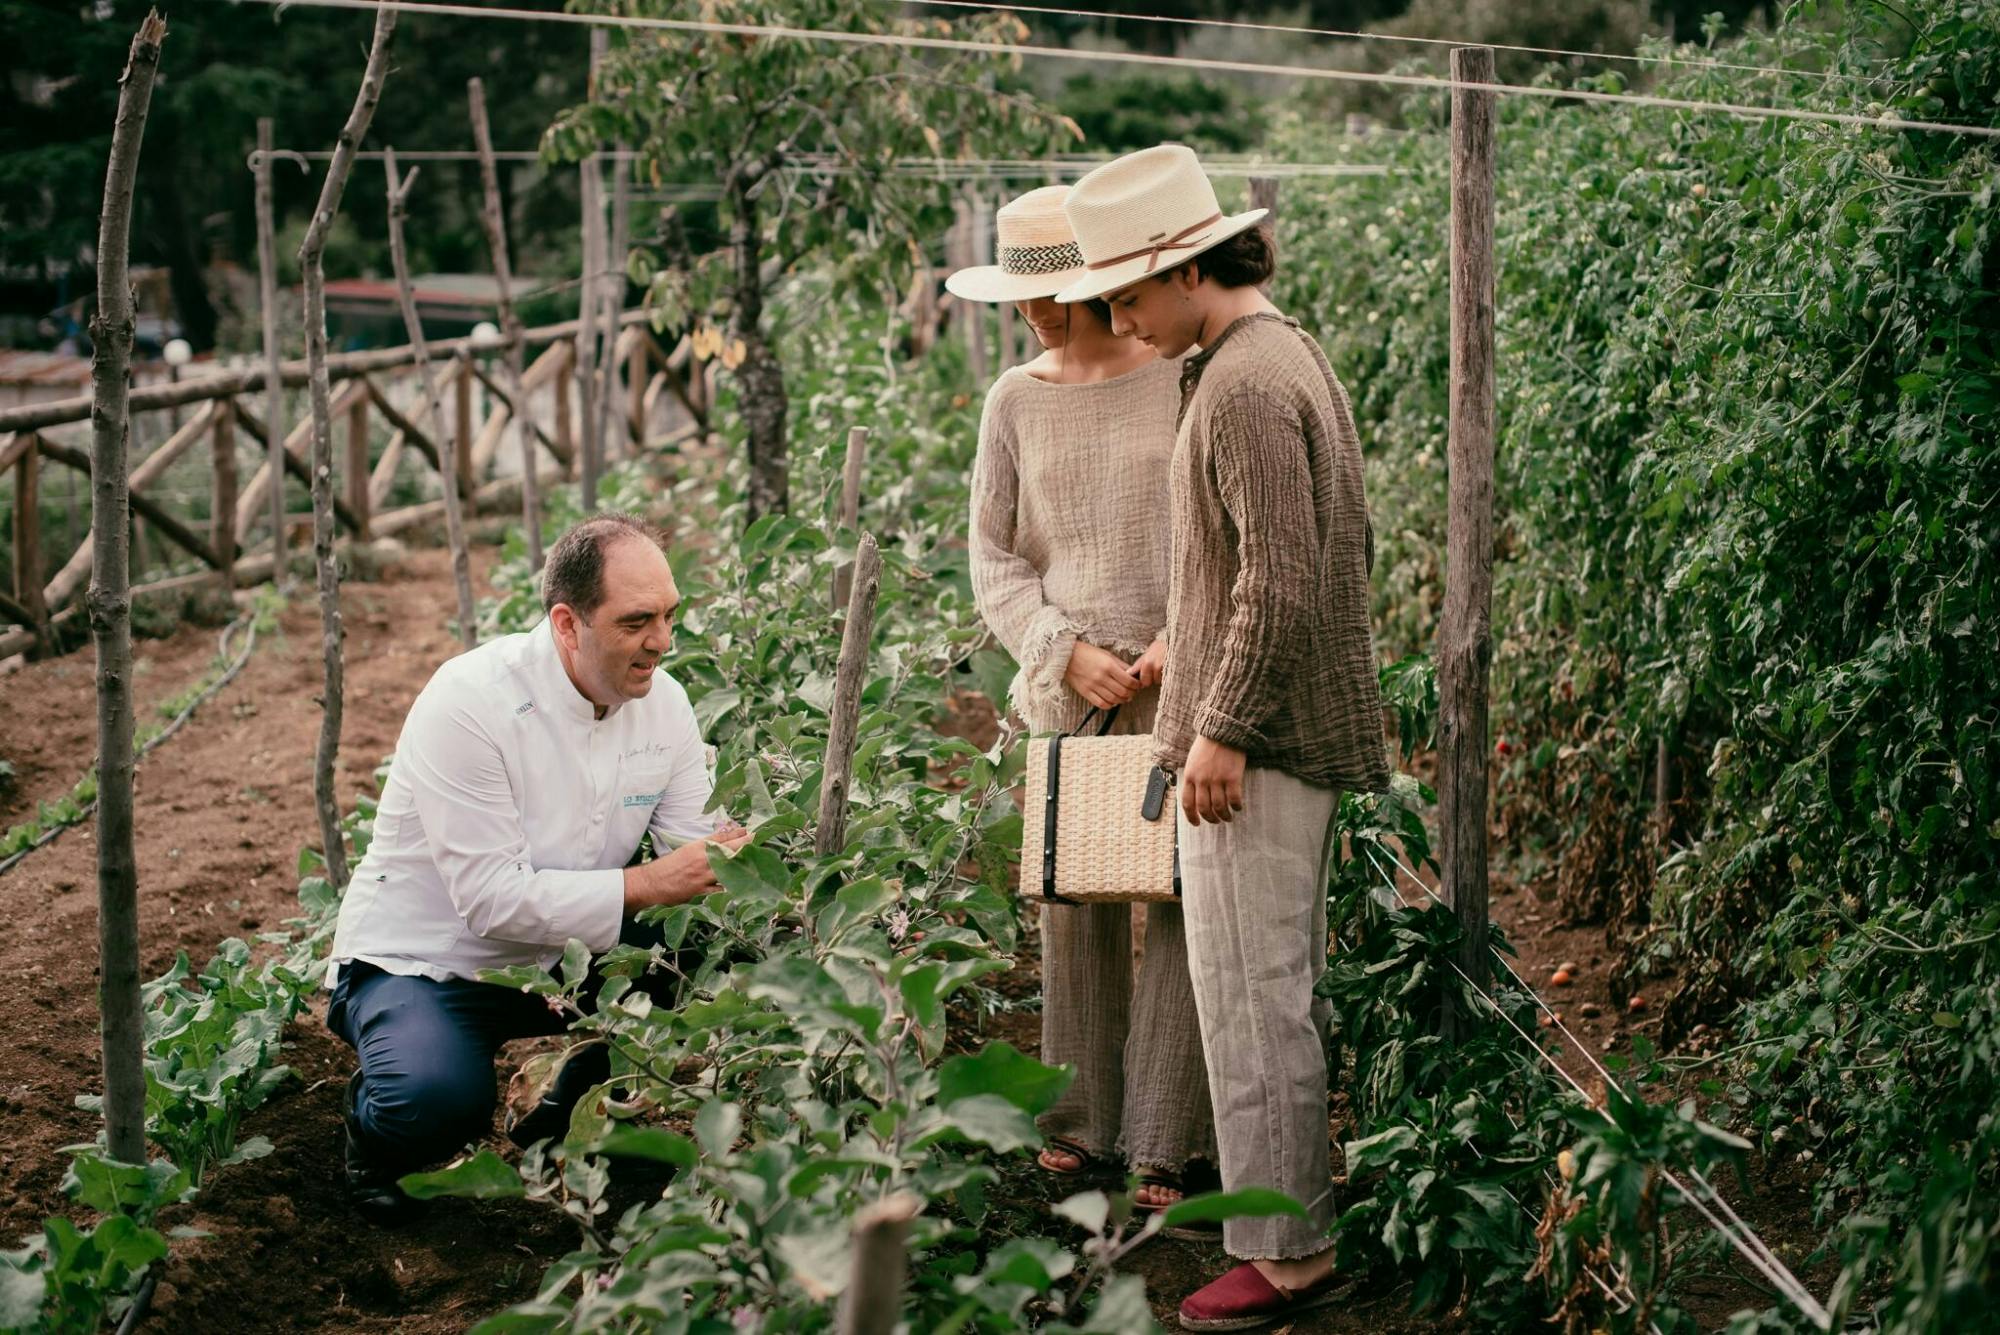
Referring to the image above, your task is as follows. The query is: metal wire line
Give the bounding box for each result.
[225,0,2000,142]
[900,0,1899,88]
[1363,844,1830,1326]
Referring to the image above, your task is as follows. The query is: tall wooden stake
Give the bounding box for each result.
[596,140,632,461]
[816,531,882,857]
[576,28,609,507]
[210,407,236,593]
[298,3,397,890]
[1439,45,1497,1019]
[469,77,542,572]
[89,8,168,1168]
[255,117,287,575]
[832,425,868,613]
[385,147,478,650]
[1248,176,1280,296]
[836,1192,921,1335]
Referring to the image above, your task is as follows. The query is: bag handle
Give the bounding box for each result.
[1071,705,1121,738]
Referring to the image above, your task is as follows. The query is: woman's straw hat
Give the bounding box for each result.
[944,185,1089,304]
[1053,145,1267,304]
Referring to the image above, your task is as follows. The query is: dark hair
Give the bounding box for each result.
[541,512,667,617]
[1080,296,1112,326]
[1171,225,1276,290]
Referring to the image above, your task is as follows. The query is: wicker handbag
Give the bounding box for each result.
[1019,707,1181,905]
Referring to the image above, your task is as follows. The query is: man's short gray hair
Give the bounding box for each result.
[540,513,668,618]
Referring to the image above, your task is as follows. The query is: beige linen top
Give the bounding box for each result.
[968,357,1181,735]
[1154,313,1390,792]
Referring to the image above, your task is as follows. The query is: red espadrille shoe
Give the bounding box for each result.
[1178,1262,1345,1332]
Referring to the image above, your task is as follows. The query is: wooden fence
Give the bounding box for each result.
[0,307,710,661]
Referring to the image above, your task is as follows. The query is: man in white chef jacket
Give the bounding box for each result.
[326,513,747,1222]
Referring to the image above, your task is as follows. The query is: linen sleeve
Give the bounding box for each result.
[397,692,625,952]
[967,384,1081,715]
[1193,384,1318,753]
[646,682,724,848]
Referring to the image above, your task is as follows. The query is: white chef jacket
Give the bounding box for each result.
[329,619,719,985]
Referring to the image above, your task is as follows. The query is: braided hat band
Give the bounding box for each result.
[999,240,1086,277]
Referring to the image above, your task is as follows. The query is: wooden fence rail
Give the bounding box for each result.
[0,305,703,661]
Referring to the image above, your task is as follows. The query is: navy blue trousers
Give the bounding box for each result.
[327,916,675,1173]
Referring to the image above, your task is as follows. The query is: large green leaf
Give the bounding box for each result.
[1160,1188,1311,1228]
[398,1150,526,1201]
[937,1042,1072,1117]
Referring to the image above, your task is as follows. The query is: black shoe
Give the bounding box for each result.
[342,1070,425,1226]
[505,1044,612,1150]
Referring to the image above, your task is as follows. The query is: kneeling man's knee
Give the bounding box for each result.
[359,1064,495,1168]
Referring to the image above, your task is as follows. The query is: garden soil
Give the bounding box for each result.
[0,545,1823,1332]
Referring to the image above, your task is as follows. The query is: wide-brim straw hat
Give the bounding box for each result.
[944,185,1089,304]
[1053,144,1267,305]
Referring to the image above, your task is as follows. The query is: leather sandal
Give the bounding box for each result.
[1134,1168,1222,1241]
[1178,1262,1345,1331]
[1036,1136,1103,1176]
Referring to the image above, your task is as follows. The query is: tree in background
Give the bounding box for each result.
[0,0,584,353]
[549,0,1077,520]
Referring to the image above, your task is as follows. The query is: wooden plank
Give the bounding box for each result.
[35,438,223,573]
[224,402,366,537]
[231,377,366,539]
[360,376,444,475]
[1440,44,1498,1008]
[12,435,49,644]
[455,354,476,494]
[346,391,372,538]
[211,406,237,590]
[469,397,512,478]
[1249,176,1279,295]
[553,343,574,476]
[0,431,38,475]
[130,398,218,492]
[368,427,407,511]
[469,359,562,463]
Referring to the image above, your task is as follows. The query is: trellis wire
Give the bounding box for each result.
[228,0,2000,142]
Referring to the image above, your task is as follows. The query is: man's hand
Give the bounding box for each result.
[1130,638,1168,689]
[1181,736,1247,826]
[623,826,752,912]
[1064,642,1140,712]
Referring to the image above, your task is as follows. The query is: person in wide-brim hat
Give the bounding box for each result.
[1052,143,1267,306]
[1061,143,1393,1332]
[954,183,1224,1230]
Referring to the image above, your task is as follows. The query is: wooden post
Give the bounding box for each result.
[297,1,397,892]
[1439,45,1497,1013]
[575,116,604,509]
[554,342,574,478]
[470,76,542,572]
[385,147,477,650]
[255,116,288,579]
[597,138,633,461]
[211,405,237,591]
[89,7,168,1170]
[344,390,371,538]
[455,351,475,498]
[11,437,51,647]
[1248,176,1280,296]
[961,193,989,384]
[816,532,882,857]
[626,335,646,447]
[832,425,868,613]
[835,1192,921,1335]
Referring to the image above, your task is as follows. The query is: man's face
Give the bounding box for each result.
[555,537,680,709]
[1104,269,1203,358]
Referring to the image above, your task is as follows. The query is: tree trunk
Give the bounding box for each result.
[255,117,287,576]
[89,7,168,1169]
[730,182,788,521]
[297,4,398,889]
[468,77,541,572]
[385,147,477,650]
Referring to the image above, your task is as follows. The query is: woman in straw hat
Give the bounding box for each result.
[1056,144,1390,1329]
[954,184,1218,1218]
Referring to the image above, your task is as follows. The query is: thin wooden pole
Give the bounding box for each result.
[1248,176,1280,296]
[12,440,50,648]
[385,147,478,651]
[832,425,868,613]
[211,404,237,592]
[454,352,476,498]
[816,531,882,857]
[961,193,989,384]
[469,76,542,572]
[835,1192,921,1335]
[344,389,371,539]
[553,342,574,477]
[89,7,168,1169]
[575,155,603,508]
[255,116,288,577]
[597,138,633,460]
[298,2,397,891]
[1439,44,1497,1015]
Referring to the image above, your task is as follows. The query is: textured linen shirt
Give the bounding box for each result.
[1154,313,1391,792]
[329,620,719,985]
[969,357,1180,734]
